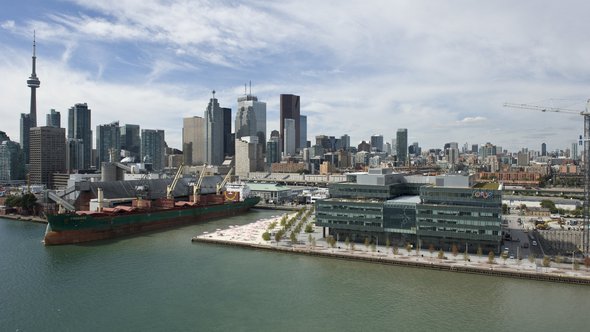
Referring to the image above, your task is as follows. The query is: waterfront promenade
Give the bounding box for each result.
[193,208,590,285]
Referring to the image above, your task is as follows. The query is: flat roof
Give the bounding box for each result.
[472,182,500,190]
[386,195,421,204]
[247,183,292,192]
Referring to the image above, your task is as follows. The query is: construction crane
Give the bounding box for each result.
[216,167,234,195]
[193,164,208,203]
[166,164,185,200]
[503,99,590,257]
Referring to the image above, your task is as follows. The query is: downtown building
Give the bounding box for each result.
[120,124,141,162]
[96,121,121,168]
[204,93,225,166]
[29,126,66,188]
[141,129,165,171]
[183,116,205,166]
[67,103,92,170]
[315,169,503,253]
[236,93,266,151]
[0,131,25,183]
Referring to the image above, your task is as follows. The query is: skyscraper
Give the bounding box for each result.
[141,129,165,171]
[340,134,350,151]
[19,114,31,164]
[0,132,25,182]
[222,107,234,157]
[280,94,300,152]
[572,142,579,161]
[27,32,40,128]
[68,103,92,169]
[182,116,205,165]
[96,121,121,167]
[370,134,384,152]
[284,118,296,156]
[204,91,225,165]
[120,124,141,161]
[29,126,66,188]
[541,142,547,156]
[236,93,266,153]
[46,109,60,128]
[299,115,307,149]
[396,128,408,166]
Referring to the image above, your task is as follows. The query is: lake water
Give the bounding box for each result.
[1,210,589,331]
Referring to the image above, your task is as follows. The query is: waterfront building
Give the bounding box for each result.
[204,92,225,165]
[0,133,25,182]
[396,128,408,166]
[96,121,121,167]
[68,103,92,169]
[120,124,141,162]
[280,94,300,152]
[46,109,60,128]
[183,116,205,165]
[141,129,165,171]
[315,169,502,253]
[29,126,66,188]
[235,136,259,178]
[266,137,280,167]
[283,118,296,156]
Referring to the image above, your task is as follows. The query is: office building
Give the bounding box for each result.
[280,94,300,152]
[46,109,60,128]
[266,137,281,167]
[222,107,234,157]
[96,121,121,167]
[235,136,259,178]
[371,135,384,152]
[396,128,408,166]
[283,118,296,156]
[340,134,350,151]
[29,126,66,188]
[183,116,205,165]
[204,92,225,165]
[66,139,85,172]
[120,124,141,161]
[572,142,579,161]
[19,114,31,164]
[541,143,547,156]
[141,129,165,171]
[299,115,307,149]
[68,103,92,169]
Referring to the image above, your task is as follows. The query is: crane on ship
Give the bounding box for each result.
[503,99,590,256]
[192,164,208,203]
[216,167,234,195]
[166,164,185,200]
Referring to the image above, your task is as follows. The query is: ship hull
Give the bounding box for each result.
[44,197,260,245]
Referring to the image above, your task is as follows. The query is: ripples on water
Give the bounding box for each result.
[1,212,590,331]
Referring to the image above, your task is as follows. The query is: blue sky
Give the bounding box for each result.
[1,0,590,153]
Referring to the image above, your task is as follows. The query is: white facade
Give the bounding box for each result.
[284,118,296,156]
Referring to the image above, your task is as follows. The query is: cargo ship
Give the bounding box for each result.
[43,167,260,245]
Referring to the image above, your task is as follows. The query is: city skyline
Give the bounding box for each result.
[1,1,589,152]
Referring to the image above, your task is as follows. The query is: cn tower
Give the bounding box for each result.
[27,31,40,127]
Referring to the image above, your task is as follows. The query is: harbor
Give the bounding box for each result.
[193,209,590,285]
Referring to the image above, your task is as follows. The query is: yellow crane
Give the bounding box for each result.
[166,164,185,200]
[193,164,208,203]
[504,99,590,256]
[216,167,234,195]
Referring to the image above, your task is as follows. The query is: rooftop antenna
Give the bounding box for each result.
[212,90,215,99]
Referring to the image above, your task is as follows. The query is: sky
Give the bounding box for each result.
[1,0,590,153]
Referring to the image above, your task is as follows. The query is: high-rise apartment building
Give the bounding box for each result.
[235,136,260,178]
[68,103,92,169]
[96,121,121,167]
[120,124,141,161]
[572,142,579,161]
[0,132,25,182]
[266,137,281,167]
[340,134,350,151]
[396,128,408,166]
[46,109,60,128]
[182,116,205,165]
[204,92,225,165]
[141,129,165,171]
[280,94,300,152]
[541,143,547,156]
[29,126,66,188]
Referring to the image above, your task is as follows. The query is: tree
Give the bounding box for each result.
[437,249,444,260]
[345,236,350,250]
[262,232,271,241]
[4,195,21,208]
[540,200,558,214]
[463,248,469,262]
[304,223,313,233]
[501,251,509,265]
[290,232,297,244]
[528,253,536,264]
[574,260,580,271]
[451,243,459,257]
[477,246,483,257]
[311,237,316,249]
[350,242,355,251]
[308,233,312,245]
[488,251,495,264]
[392,245,399,256]
[406,242,413,255]
[502,203,509,214]
[429,244,435,259]
[370,242,376,253]
[385,238,391,252]
[542,256,551,268]
[364,238,370,251]
[274,230,283,242]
